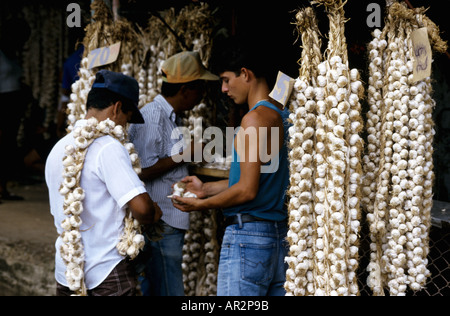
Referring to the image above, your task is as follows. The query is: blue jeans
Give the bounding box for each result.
[217,220,289,296]
[139,222,186,296]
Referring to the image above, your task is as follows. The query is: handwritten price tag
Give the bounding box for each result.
[87,42,121,70]
[411,27,432,83]
[269,71,295,108]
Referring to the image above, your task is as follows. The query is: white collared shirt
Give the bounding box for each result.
[129,95,190,230]
[45,120,146,290]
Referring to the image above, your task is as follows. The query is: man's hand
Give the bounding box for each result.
[179,176,207,199]
[172,196,206,213]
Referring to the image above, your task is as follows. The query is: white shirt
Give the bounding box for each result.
[45,120,146,290]
[129,95,190,230]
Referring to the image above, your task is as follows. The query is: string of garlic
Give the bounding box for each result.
[363,2,447,296]
[67,58,96,132]
[285,0,364,296]
[363,28,388,296]
[318,0,364,296]
[182,211,203,296]
[404,21,434,291]
[179,3,215,144]
[385,24,411,296]
[322,55,353,297]
[347,68,364,296]
[285,7,321,296]
[202,210,219,296]
[59,118,144,296]
[285,77,316,296]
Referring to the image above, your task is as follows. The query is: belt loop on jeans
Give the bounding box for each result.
[237,213,243,229]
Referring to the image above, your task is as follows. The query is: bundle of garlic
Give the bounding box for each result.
[66,0,113,131]
[285,0,364,296]
[141,10,178,104]
[285,7,322,297]
[147,39,166,103]
[22,3,44,102]
[22,3,70,136]
[318,0,363,296]
[363,2,447,296]
[66,58,96,132]
[182,211,202,296]
[182,209,219,296]
[177,3,216,141]
[201,210,219,296]
[362,28,387,296]
[39,7,63,130]
[60,118,144,296]
[68,0,142,130]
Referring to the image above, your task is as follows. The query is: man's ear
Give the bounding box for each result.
[113,101,122,114]
[111,101,123,119]
[240,68,251,82]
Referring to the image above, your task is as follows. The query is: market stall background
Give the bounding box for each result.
[0,0,448,296]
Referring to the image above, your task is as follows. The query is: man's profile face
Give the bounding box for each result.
[220,71,247,105]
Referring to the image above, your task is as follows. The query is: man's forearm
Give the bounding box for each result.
[140,155,185,181]
[203,180,229,198]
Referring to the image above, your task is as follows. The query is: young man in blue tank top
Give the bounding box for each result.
[173,38,291,296]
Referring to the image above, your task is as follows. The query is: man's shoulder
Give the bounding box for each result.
[89,135,125,154]
[242,105,282,129]
[139,100,165,123]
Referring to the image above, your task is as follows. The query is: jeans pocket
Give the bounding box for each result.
[240,242,276,285]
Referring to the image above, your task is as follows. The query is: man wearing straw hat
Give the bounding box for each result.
[129,51,219,296]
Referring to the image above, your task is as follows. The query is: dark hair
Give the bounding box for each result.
[86,88,135,114]
[211,36,278,88]
[161,79,205,97]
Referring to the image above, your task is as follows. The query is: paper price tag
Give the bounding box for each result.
[87,42,121,70]
[269,71,295,108]
[411,27,432,83]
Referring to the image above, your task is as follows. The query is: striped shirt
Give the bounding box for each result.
[129,95,190,230]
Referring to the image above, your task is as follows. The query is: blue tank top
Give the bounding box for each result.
[224,101,291,221]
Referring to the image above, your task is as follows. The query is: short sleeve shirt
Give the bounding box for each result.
[45,120,146,290]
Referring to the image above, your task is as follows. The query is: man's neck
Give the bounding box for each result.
[163,95,181,114]
[247,79,272,110]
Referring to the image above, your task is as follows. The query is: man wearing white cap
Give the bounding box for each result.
[129,51,218,296]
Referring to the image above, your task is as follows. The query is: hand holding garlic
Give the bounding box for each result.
[169,182,199,206]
